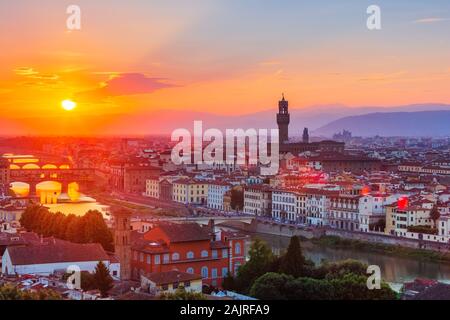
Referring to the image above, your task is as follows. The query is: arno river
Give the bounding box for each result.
[244,231,450,287]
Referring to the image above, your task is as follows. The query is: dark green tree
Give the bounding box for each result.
[222,273,236,291]
[235,238,274,293]
[93,261,114,297]
[230,188,244,211]
[249,272,293,300]
[279,236,305,277]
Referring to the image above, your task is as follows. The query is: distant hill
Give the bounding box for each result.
[1,103,450,136]
[313,110,450,137]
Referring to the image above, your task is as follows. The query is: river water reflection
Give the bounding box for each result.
[247,232,450,285]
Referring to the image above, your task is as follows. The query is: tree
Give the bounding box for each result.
[159,287,206,300]
[329,273,396,300]
[0,284,61,300]
[230,188,244,211]
[235,238,274,293]
[430,205,441,227]
[249,273,293,300]
[93,261,114,297]
[222,273,236,291]
[279,236,305,277]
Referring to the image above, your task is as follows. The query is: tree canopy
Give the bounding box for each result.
[20,204,113,251]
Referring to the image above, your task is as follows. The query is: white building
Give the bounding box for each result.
[207,182,231,211]
[328,195,360,231]
[304,189,336,226]
[243,185,272,217]
[2,240,120,279]
[272,189,297,222]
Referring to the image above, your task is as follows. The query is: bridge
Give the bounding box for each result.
[10,168,96,194]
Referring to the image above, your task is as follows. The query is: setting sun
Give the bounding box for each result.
[61,99,77,111]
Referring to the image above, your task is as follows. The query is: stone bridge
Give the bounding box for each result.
[10,168,96,194]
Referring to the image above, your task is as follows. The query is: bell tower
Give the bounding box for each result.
[113,208,132,280]
[277,94,290,144]
[302,127,309,143]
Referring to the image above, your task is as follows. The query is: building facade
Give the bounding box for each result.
[131,223,247,288]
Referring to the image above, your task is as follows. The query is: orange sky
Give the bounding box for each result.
[1,1,450,135]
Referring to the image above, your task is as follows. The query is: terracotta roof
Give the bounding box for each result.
[144,270,202,286]
[7,241,110,265]
[146,223,211,243]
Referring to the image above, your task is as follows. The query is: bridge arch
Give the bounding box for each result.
[42,164,58,169]
[9,164,21,170]
[36,181,61,204]
[22,164,40,170]
[9,182,30,197]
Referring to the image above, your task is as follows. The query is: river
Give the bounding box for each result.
[244,231,450,286]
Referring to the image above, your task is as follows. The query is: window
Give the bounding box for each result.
[172,252,180,261]
[146,255,151,264]
[186,267,194,274]
[235,243,241,255]
[201,250,208,258]
[163,254,170,263]
[201,266,208,278]
[154,255,160,264]
[211,268,218,279]
[184,281,191,288]
[222,267,228,277]
[212,250,218,259]
[186,251,194,259]
[161,284,168,291]
[173,282,179,289]
[139,253,144,262]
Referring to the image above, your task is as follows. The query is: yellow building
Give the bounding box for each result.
[172,179,208,205]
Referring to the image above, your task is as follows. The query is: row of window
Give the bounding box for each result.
[134,246,242,264]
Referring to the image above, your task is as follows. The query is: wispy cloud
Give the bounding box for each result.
[75,73,176,101]
[413,17,449,24]
[259,60,282,66]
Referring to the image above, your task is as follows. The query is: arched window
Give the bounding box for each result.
[201,266,208,278]
[172,252,180,261]
[201,250,209,258]
[186,267,194,274]
[235,243,241,255]
[186,251,194,259]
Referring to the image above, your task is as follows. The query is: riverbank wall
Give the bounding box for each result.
[221,219,450,253]
[220,219,324,239]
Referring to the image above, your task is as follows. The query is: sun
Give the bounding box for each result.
[61,99,77,111]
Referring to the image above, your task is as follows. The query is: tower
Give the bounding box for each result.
[276,94,290,144]
[113,208,132,280]
[302,128,309,144]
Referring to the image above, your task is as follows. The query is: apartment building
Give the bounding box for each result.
[243,185,272,217]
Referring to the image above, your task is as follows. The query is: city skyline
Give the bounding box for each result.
[1,0,450,135]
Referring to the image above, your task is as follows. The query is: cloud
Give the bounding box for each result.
[14,67,59,81]
[413,17,449,24]
[75,73,175,101]
[259,60,282,66]
[14,67,39,76]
